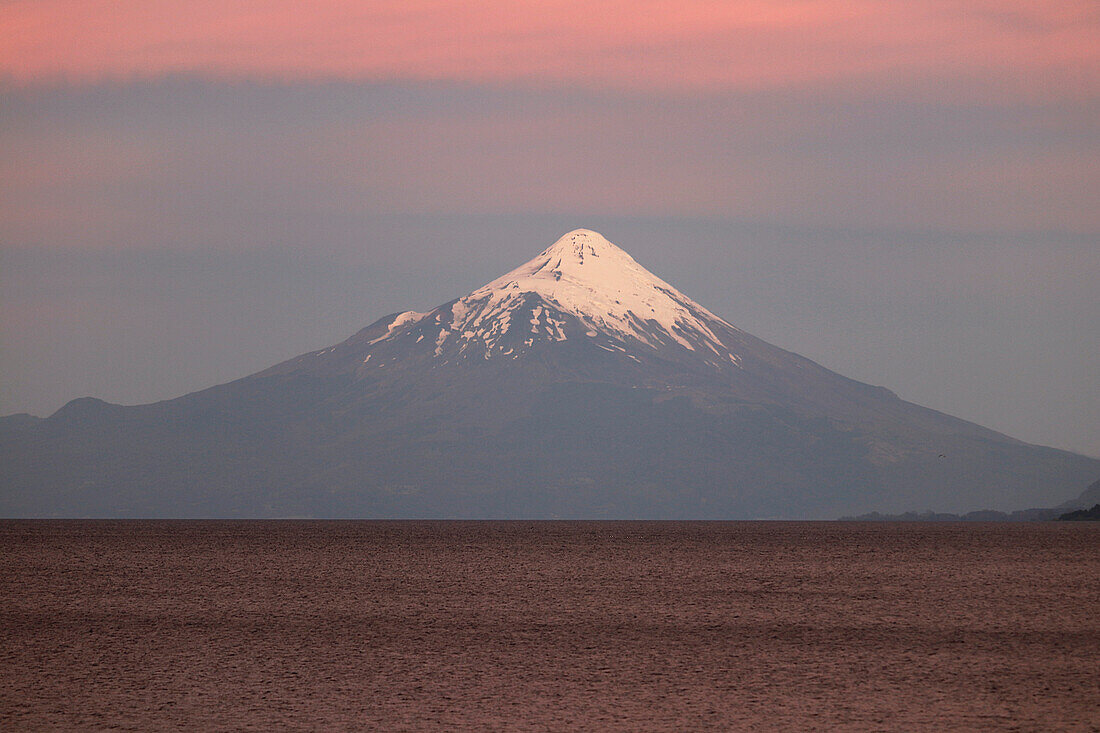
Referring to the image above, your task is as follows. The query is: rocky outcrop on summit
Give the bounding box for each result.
[3,230,1098,518]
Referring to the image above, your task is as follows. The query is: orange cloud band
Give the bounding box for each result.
[2,0,1098,96]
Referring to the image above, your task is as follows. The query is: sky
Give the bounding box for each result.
[1,1,1098,456]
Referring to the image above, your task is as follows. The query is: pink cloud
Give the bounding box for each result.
[2,1,1097,97]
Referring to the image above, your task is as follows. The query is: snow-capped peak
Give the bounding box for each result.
[360,229,741,367]
[454,229,735,353]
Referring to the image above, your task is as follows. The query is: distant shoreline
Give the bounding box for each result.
[840,506,1099,522]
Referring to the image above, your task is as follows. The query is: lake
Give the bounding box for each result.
[1,520,1097,730]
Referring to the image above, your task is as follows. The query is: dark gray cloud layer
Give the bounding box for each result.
[2,80,1098,456]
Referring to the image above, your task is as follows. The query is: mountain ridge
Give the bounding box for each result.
[2,229,1097,518]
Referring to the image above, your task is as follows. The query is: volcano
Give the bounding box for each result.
[2,229,1096,518]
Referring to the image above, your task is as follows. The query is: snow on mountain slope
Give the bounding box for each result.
[368,229,743,366]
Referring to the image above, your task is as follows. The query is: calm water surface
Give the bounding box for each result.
[1,521,1098,730]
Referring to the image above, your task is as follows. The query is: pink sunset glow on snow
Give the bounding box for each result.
[2,0,1098,96]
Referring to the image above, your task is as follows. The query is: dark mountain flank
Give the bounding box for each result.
[3,230,1097,518]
